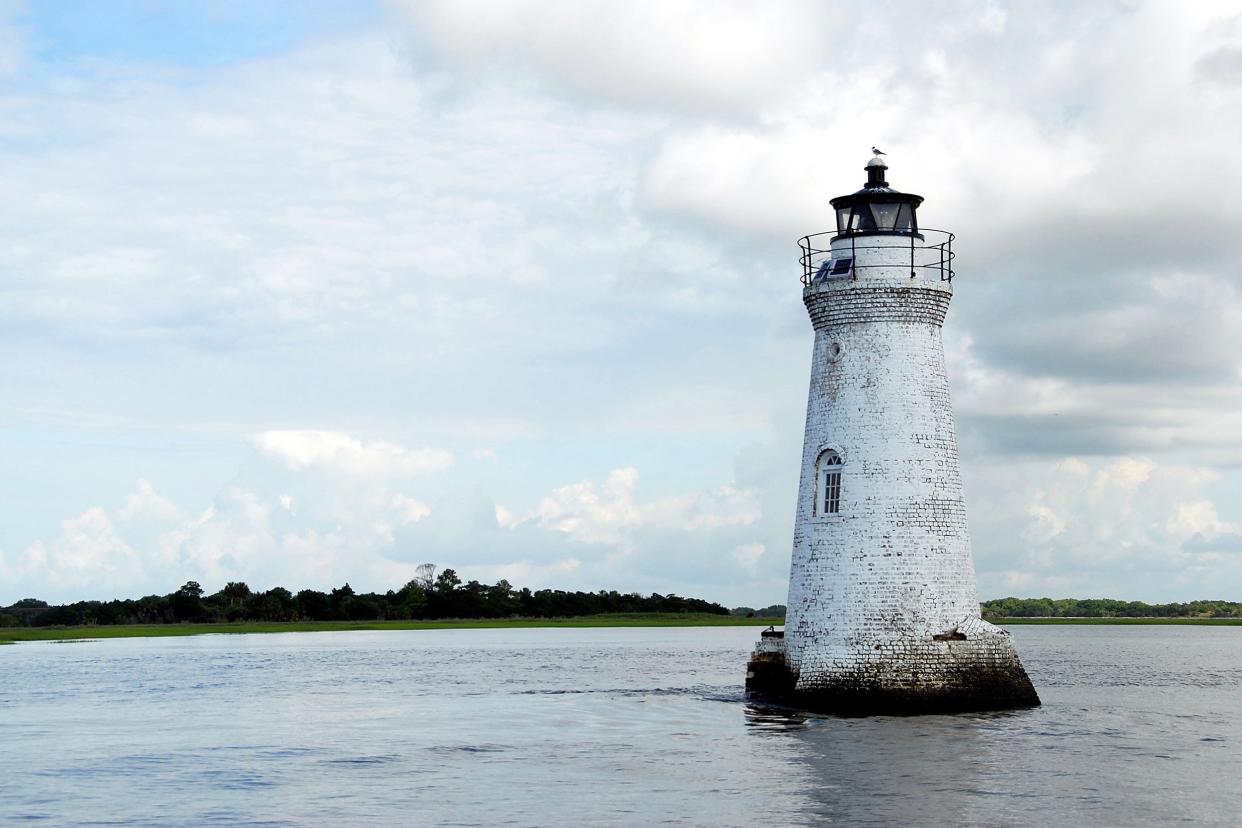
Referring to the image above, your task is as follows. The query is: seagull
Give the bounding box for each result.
[872,146,887,156]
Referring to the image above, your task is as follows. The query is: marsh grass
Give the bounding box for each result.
[992,617,1242,626]
[0,613,785,643]
[8,614,1239,644]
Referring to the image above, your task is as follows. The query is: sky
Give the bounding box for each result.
[3,0,1242,607]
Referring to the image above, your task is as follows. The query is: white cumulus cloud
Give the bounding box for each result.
[971,455,1240,600]
[395,0,842,115]
[252,430,453,478]
[732,542,765,575]
[13,508,144,593]
[528,466,761,547]
[117,479,184,524]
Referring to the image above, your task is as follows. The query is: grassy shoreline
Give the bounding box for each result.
[5,614,1241,644]
[991,616,1242,626]
[0,613,784,643]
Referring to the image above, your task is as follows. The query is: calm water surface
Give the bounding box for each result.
[2,625,1240,826]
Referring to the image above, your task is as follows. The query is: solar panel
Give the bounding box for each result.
[830,257,853,276]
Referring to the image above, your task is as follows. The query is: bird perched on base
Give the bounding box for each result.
[872,146,887,156]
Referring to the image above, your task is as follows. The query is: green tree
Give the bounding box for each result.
[221,582,252,605]
[395,580,429,619]
[296,589,331,621]
[170,582,207,622]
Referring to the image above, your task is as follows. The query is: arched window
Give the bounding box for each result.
[816,450,842,516]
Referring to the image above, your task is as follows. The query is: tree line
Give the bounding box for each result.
[981,597,1242,619]
[0,564,730,628]
[10,575,1236,628]
[729,604,786,618]
[729,599,1242,620]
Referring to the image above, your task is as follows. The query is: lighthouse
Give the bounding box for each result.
[746,155,1039,713]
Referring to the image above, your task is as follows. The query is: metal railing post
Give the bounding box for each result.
[798,229,955,287]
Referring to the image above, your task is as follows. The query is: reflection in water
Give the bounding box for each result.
[778,711,992,826]
[739,626,1242,826]
[743,702,809,732]
[743,698,1001,824]
[2,625,1241,826]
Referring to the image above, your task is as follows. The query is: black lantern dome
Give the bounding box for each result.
[829,157,923,237]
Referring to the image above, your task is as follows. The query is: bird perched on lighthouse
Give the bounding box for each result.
[871,146,887,156]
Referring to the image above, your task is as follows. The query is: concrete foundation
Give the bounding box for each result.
[746,622,1039,714]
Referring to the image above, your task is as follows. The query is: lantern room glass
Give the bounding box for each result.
[895,203,914,231]
[836,207,851,232]
[870,202,901,230]
[835,202,918,235]
[849,208,876,232]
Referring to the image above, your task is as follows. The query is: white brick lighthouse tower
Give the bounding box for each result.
[746,155,1038,713]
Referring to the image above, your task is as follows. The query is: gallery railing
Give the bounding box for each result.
[798,228,955,286]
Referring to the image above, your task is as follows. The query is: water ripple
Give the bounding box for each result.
[1,625,1240,827]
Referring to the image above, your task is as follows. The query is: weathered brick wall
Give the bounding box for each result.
[780,234,1033,702]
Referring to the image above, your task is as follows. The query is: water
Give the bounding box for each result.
[2,625,1240,827]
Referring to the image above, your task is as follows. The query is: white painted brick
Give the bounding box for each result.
[759,233,1037,707]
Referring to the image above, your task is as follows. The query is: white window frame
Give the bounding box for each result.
[815,450,843,517]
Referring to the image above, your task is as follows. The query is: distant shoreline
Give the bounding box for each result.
[0,613,784,643]
[5,613,1242,644]
[992,617,1242,625]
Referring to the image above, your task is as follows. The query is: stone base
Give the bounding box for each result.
[745,621,1040,715]
[746,652,796,699]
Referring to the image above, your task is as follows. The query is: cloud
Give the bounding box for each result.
[390,493,432,524]
[2,456,775,605]
[1196,44,1242,84]
[1167,499,1234,541]
[393,0,843,115]
[970,455,1242,600]
[1182,532,1242,555]
[526,466,760,547]
[965,274,1242,385]
[8,508,144,593]
[117,479,184,523]
[732,542,765,575]
[950,331,1242,465]
[252,430,453,477]
[461,556,582,589]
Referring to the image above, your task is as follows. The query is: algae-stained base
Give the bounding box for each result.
[792,666,1040,715]
[747,664,1039,715]
[745,652,796,697]
[745,639,1040,715]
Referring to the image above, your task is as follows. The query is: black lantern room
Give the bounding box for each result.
[830,158,922,237]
